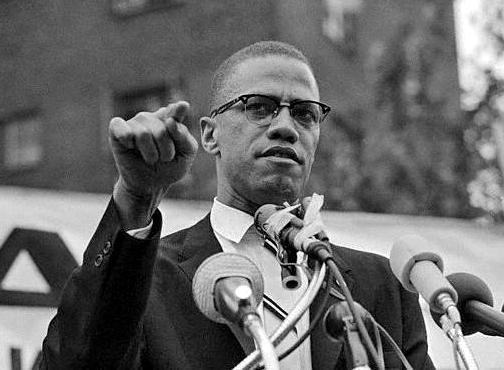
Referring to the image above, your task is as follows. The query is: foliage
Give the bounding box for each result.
[459,0,504,222]
[311,3,476,218]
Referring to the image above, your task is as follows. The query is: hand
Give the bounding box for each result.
[109,101,198,228]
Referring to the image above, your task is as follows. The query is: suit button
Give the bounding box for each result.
[94,254,104,267]
[103,241,112,255]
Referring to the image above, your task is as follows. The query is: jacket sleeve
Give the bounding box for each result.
[40,198,162,370]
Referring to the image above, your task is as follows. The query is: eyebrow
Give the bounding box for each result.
[249,93,314,104]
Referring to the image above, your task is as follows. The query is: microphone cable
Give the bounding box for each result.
[255,201,418,370]
[305,240,385,370]
[370,319,414,370]
[269,280,416,370]
[233,261,326,370]
[254,268,334,369]
[256,200,384,369]
[452,339,462,370]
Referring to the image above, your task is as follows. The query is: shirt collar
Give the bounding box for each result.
[210,198,255,243]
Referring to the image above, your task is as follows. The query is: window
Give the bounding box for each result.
[110,0,181,17]
[2,112,43,170]
[322,0,362,55]
[114,84,173,120]
[103,82,184,152]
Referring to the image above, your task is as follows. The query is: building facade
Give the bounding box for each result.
[0,0,463,215]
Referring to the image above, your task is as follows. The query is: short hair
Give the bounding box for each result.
[209,41,313,113]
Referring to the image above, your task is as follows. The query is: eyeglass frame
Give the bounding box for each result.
[209,94,331,127]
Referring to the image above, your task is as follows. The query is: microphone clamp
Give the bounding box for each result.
[254,193,330,255]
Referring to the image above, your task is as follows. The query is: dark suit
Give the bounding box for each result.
[41,200,435,369]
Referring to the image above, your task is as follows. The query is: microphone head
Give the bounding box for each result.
[192,252,264,324]
[323,301,372,341]
[430,272,494,335]
[389,234,444,293]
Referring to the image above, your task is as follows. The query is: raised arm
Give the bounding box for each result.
[110,101,198,229]
[41,102,198,369]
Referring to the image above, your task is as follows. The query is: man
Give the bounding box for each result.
[41,41,434,369]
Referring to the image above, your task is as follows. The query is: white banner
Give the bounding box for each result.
[0,186,502,369]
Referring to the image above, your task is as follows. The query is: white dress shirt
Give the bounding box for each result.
[210,198,312,370]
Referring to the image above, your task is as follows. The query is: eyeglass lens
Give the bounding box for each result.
[245,96,322,126]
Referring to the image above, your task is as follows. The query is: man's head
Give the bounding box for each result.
[209,41,313,112]
[200,41,329,214]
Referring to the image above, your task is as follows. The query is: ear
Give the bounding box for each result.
[200,116,220,156]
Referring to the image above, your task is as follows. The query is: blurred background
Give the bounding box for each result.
[0,0,504,369]
[1,0,503,222]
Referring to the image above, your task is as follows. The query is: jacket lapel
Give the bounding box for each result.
[175,214,253,365]
[178,213,223,281]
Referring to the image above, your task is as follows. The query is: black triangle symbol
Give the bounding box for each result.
[0,228,78,307]
[1,249,51,292]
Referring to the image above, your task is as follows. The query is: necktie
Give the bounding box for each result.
[237,226,311,369]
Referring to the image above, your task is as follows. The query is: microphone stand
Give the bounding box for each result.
[194,254,279,370]
[233,262,326,370]
[343,318,371,370]
[214,274,280,370]
[439,314,479,370]
[242,313,279,370]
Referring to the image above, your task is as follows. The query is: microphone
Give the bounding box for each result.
[389,235,459,317]
[323,301,372,341]
[254,204,330,257]
[430,272,504,337]
[390,239,484,369]
[192,252,264,325]
[323,302,374,370]
[193,253,281,370]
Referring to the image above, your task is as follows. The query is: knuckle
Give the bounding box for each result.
[109,117,123,132]
[110,116,123,125]
[166,101,179,110]
[109,119,129,138]
[152,124,168,137]
[132,111,152,122]
[164,117,177,128]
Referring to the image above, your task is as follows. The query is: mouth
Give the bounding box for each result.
[258,146,303,164]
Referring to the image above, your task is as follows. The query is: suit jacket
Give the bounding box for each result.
[41,199,435,369]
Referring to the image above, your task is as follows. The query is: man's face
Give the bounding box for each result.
[202,55,320,213]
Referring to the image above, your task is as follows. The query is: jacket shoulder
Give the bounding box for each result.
[333,244,393,278]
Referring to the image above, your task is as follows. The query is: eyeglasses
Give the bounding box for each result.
[210,94,331,128]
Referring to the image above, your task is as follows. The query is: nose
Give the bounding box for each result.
[266,107,299,143]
